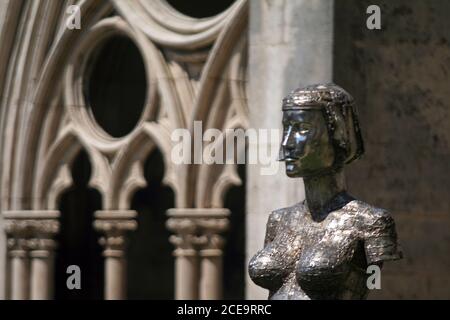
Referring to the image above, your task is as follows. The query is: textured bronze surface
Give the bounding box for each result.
[249,83,402,300]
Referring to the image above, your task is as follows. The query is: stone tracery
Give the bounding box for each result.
[0,0,248,300]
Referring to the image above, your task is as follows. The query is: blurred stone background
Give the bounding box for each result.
[335,0,450,299]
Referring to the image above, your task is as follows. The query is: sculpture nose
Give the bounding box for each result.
[281,126,296,150]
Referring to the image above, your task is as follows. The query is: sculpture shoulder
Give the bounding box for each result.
[349,200,395,228]
[349,200,402,263]
[267,207,286,226]
[264,202,306,245]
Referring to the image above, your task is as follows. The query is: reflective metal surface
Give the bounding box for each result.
[249,83,402,300]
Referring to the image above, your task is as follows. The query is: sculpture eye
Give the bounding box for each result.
[299,128,309,135]
[296,124,310,135]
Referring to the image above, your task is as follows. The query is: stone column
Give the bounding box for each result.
[94,210,137,300]
[247,0,334,298]
[197,215,229,300]
[166,213,200,300]
[166,208,230,300]
[7,237,30,300]
[28,217,59,300]
[3,210,60,300]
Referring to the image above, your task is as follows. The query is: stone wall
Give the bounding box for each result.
[246,0,334,299]
[334,0,450,299]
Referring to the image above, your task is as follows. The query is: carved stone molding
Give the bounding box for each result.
[196,216,229,257]
[27,239,57,259]
[196,234,227,257]
[6,239,29,258]
[166,208,230,253]
[197,216,229,235]
[3,211,60,255]
[93,210,137,256]
[166,217,197,256]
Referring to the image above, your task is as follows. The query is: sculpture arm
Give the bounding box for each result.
[363,209,403,265]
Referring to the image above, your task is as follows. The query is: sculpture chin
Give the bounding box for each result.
[285,161,305,178]
[285,169,300,178]
[285,162,333,178]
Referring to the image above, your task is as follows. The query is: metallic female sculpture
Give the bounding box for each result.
[248,83,402,300]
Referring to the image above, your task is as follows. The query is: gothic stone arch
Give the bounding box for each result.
[0,0,248,300]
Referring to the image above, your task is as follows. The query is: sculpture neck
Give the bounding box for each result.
[303,170,347,220]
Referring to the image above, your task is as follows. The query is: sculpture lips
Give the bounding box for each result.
[284,153,302,161]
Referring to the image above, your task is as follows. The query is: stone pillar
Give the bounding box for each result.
[3,210,60,300]
[166,217,200,300]
[29,218,59,300]
[0,215,6,300]
[166,208,230,300]
[94,210,137,300]
[197,216,229,300]
[7,237,29,300]
[247,0,334,298]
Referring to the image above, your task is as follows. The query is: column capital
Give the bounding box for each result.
[4,220,34,239]
[196,217,229,235]
[3,210,60,219]
[93,210,137,256]
[28,239,57,257]
[3,210,60,234]
[166,217,197,235]
[93,210,137,234]
[166,216,202,256]
[166,208,230,254]
[3,211,60,254]
[167,208,230,219]
[166,209,230,233]
[7,238,30,256]
[196,234,226,257]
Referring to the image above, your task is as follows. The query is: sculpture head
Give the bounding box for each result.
[279,83,364,178]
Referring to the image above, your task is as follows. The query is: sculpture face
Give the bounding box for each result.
[281,109,334,178]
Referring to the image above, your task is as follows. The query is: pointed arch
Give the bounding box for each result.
[3,0,113,210]
[189,0,248,130]
[35,127,110,210]
[110,122,182,210]
[195,118,247,208]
